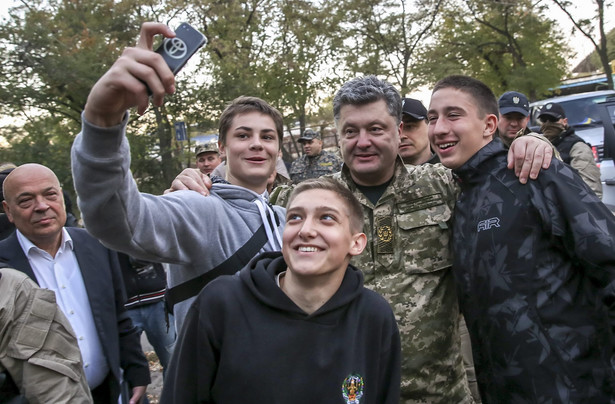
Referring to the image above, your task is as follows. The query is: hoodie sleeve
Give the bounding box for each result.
[71,112,218,265]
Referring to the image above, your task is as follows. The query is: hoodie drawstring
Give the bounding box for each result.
[254,197,283,251]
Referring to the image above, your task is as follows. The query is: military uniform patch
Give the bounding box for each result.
[342,374,364,404]
[376,215,394,254]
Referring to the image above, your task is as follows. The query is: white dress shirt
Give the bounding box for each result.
[17,228,110,389]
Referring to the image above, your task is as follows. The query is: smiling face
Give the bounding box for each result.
[3,164,66,253]
[282,188,366,282]
[427,88,497,170]
[399,117,431,165]
[220,111,280,193]
[338,100,400,186]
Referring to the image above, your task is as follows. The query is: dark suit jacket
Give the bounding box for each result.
[0,227,150,401]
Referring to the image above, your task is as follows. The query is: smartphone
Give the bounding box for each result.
[155,22,207,75]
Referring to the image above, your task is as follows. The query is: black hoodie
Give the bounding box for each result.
[161,252,401,404]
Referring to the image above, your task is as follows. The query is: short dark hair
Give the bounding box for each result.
[333,76,402,125]
[432,75,499,119]
[287,178,364,233]
[218,96,284,148]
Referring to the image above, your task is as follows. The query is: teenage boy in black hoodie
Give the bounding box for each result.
[161,177,401,404]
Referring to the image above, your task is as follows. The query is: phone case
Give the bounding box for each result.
[156,22,207,75]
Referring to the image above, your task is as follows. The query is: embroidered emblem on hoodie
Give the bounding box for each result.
[342,374,364,404]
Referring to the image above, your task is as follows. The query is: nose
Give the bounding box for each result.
[33,196,50,212]
[429,117,449,137]
[356,129,371,149]
[249,135,263,150]
[298,219,316,239]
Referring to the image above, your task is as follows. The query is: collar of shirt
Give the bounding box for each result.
[16,227,73,260]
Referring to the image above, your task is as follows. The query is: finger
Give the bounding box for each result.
[136,22,175,50]
[119,48,175,104]
[542,145,553,169]
[170,178,189,192]
[507,148,514,169]
[513,142,534,183]
[527,147,545,180]
[508,140,528,177]
[129,386,146,404]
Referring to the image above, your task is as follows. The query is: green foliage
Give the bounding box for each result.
[0,0,140,122]
[0,115,78,202]
[419,0,570,99]
[0,0,591,192]
[550,0,614,89]
[334,0,445,95]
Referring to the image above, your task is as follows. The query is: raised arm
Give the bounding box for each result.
[72,23,214,265]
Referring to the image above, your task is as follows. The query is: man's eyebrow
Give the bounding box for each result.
[232,125,253,131]
[15,191,34,199]
[428,106,465,115]
[232,126,276,133]
[15,186,56,199]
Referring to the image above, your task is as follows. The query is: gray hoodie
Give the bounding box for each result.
[71,113,286,326]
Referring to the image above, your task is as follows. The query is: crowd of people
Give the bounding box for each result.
[1,21,614,404]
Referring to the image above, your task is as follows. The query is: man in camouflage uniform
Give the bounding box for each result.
[289,129,342,183]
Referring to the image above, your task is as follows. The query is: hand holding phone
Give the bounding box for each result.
[155,23,207,76]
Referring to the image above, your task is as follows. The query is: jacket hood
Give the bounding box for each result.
[239,251,365,317]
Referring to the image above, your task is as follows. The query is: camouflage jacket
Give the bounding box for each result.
[272,158,474,403]
[289,150,342,183]
[453,139,615,403]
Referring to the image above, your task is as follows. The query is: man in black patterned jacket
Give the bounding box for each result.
[427,75,615,403]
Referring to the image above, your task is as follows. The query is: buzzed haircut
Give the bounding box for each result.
[432,75,499,120]
[218,96,284,148]
[333,75,402,125]
[287,177,364,234]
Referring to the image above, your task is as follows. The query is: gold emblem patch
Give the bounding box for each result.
[376,216,394,254]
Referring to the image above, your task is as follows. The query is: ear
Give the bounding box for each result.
[3,200,13,223]
[218,141,225,156]
[484,114,498,140]
[349,232,367,256]
[396,121,403,145]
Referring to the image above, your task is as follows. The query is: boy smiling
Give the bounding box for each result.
[161,178,401,403]
[428,75,615,403]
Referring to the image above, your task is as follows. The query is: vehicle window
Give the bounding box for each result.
[560,97,607,126]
